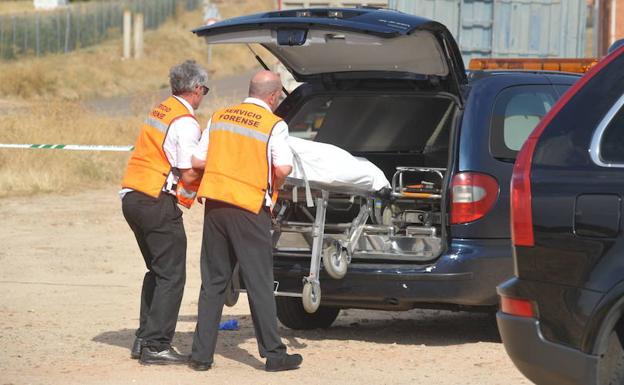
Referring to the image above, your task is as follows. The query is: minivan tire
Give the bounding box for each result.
[276,296,340,330]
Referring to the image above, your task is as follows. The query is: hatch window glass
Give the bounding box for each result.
[599,103,624,164]
[287,94,454,153]
[490,85,558,160]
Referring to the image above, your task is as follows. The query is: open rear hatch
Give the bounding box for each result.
[193,7,466,103]
[193,8,464,263]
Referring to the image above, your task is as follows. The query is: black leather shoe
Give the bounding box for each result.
[265,353,303,372]
[188,359,212,371]
[139,346,189,365]
[130,338,143,359]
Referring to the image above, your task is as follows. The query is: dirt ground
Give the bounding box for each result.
[0,187,531,385]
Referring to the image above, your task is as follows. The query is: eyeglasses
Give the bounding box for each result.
[199,85,209,95]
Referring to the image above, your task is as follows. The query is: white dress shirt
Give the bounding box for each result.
[119,95,201,199]
[163,96,201,169]
[193,97,293,205]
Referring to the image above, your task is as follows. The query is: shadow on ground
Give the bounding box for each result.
[93,308,499,370]
[297,308,502,345]
[93,317,264,369]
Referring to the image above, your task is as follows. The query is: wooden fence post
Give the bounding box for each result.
[133,13,143,59]
[64,10,70,53]
[35,13,40,56]
[123,10,131,59]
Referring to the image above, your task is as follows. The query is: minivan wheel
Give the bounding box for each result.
[276,296,339,330]
[598,329,624,385]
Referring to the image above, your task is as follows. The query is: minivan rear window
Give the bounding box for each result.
[490,85,558,160]
[288,94,454,153]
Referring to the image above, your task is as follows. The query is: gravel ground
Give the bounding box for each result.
[0,187,531,385]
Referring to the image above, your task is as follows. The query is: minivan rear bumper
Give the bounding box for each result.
[497,312,599,385]
[272,238,513,310]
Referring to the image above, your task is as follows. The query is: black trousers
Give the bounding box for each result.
[191,201,286,364]
[122,191,186,351]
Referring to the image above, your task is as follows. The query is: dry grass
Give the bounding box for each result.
[0,102,139,197]
[0,0,276,101]
[0,0,278,197]
[0,0,34,15]
[0,94,246,197]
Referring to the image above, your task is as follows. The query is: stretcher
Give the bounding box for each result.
[269,165,445,313]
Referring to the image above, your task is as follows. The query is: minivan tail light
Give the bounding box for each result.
[450,172,499,224]
[500,295,535,318]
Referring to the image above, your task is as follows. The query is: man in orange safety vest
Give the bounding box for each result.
[120,60,207,365]
[188,70,302,372]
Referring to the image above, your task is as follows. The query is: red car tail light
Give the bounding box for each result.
[500,295,535,318]
[510,138,537,247]
[450,172,499,224]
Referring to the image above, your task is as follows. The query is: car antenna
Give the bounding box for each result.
[246,44,290,97]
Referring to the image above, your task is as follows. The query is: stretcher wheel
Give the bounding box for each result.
[225,263,240,307]
[302,281,321,314]
[323,245,348,279]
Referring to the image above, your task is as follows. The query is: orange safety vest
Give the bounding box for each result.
[197,102,282,214]
[121,96,200,209]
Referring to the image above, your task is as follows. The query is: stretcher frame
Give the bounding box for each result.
[270,177,375,312]
[268,167,445,313]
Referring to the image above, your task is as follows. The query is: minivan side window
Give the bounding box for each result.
[599,102,624,164]
[490,85,558,160]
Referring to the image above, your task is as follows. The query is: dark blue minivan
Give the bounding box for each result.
[194,7,581,329]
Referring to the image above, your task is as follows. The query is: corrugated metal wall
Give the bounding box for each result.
[492,0,585,57]
[388,0,461,33]
[389,0,586,62]
[460,0,494,58]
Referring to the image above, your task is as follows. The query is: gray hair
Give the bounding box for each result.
[169,60,208,95]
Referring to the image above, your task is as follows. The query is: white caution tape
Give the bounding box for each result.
[0,143,134,152]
